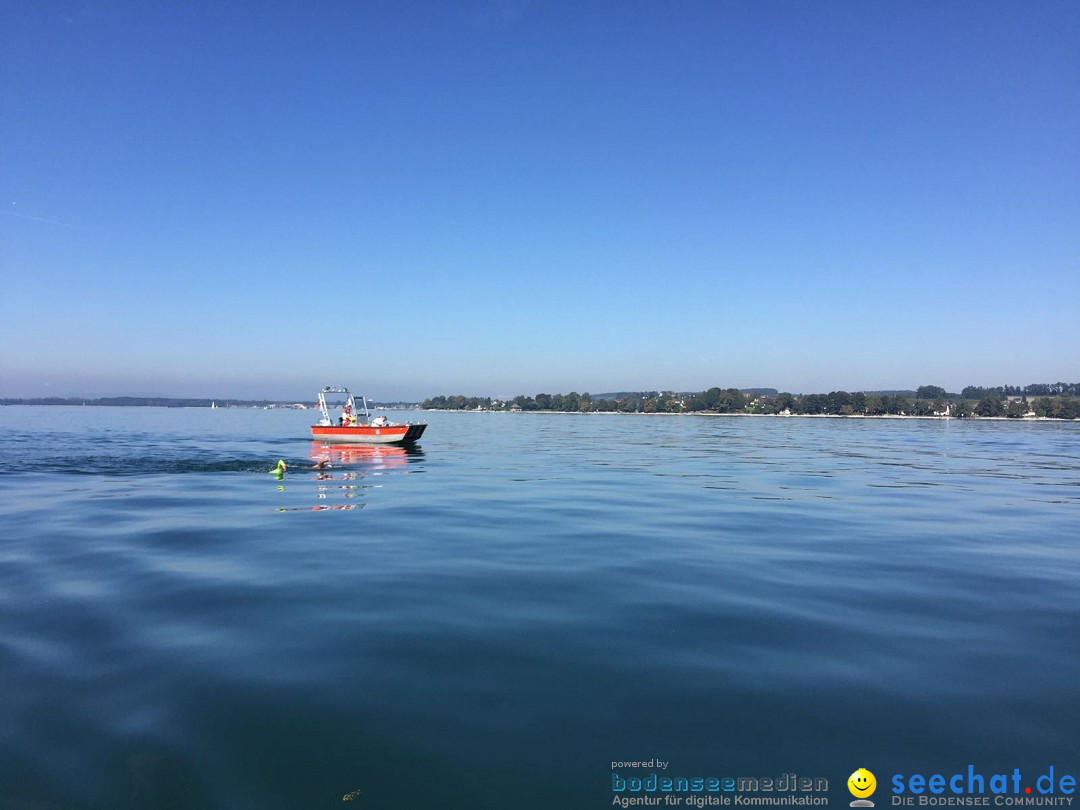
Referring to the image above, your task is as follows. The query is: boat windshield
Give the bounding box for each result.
[316,387,370,425]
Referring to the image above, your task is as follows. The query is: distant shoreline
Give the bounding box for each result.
[422,409,1077,422]
[0,399,413,410]
[4,402,1073,421]
[422,384,1080,419]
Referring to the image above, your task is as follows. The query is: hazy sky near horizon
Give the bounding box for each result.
[2,1,1077,400]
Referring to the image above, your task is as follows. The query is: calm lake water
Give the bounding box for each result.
[1,406,1078,809]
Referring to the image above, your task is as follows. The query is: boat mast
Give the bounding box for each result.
[317,388,333,425]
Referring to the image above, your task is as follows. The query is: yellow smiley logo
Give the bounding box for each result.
[848,768,877,798]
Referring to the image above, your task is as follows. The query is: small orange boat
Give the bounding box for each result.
[310,387,427,445]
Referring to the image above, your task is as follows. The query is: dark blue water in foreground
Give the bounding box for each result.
[1,406,1078,809]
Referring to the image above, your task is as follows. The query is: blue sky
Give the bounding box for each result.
[2,1,1077,400]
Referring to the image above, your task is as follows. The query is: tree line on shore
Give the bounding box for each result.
[422,382,1080,419]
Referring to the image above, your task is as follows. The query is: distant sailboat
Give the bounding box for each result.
[211,401,217,409]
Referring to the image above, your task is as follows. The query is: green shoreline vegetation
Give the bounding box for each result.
[422,383,1080,420]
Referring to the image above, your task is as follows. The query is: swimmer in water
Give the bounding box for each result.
[271,459,287,478]
[310,459,329,470]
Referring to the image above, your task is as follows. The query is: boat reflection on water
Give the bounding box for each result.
[272,442,424,513]
[274,444,423,512]
[275,464,368,512]
[310,442,424,470]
